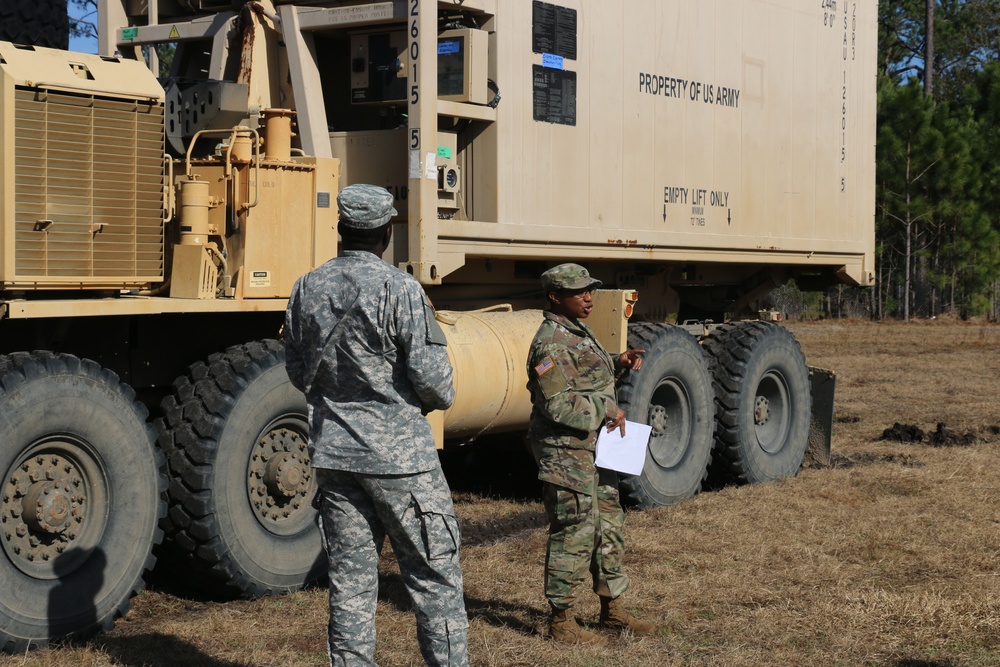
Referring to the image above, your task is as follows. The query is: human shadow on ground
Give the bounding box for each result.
[375,569,544,637]
[98,633,248,667]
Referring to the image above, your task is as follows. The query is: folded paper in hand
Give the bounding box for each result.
[595,420,652,475]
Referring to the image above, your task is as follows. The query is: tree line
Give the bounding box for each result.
[870,0,1000,321]
[777,0,1000,321]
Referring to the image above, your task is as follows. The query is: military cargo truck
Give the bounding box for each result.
[0,0,876,651]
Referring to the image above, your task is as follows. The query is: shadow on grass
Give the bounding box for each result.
[145,544,257,603]
[99,633,247,667]
[464,596,546,636]
[459,509,548,547]
[374,572,544,637]
[891,660,959,667]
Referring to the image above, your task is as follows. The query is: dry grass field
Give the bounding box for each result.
[3,319,999,667]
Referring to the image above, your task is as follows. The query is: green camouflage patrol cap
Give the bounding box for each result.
[541,263,603,293]
[337,184,398,229]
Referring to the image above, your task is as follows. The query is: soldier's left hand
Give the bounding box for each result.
[607,408,627,436]
[618,349,645,371]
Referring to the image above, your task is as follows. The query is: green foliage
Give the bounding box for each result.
[879,0,1000,101]
[767,282,824,321]
[876,1,1000,320]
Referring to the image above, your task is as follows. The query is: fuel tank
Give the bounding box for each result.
[437,307,543,440]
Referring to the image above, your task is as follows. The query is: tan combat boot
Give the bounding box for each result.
[549,605,607,645]
[599,596,657,635]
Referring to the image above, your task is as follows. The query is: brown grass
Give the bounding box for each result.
[3,319,1000,667]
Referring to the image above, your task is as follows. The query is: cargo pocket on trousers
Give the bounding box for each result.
[545,484,592,532]
[413,493,460,561]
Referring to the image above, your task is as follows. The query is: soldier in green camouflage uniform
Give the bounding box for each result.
[285,184,468,666]
[526,263,656,644]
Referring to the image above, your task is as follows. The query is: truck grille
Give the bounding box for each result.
[11,88,164,287]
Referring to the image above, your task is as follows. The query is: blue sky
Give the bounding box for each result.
[68,1,99,53]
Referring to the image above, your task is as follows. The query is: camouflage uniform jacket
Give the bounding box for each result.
[284,250,454,474]
[526,311,620,459]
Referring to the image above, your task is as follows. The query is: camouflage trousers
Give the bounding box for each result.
[315,467,469,667]
[533,444,630,609]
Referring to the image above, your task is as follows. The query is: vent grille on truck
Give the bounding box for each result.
[11,88,164,287]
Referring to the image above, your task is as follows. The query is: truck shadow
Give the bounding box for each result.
[439,435,542,502]
[99,633,248,667]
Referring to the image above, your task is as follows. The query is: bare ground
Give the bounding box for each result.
[3,319,999,667]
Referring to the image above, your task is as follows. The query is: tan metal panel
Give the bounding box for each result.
[477,0,875,283]
[239,164,319,299]
[1,295,289,319]
[585,2,624,236]
[0,46,165,289]
[10,90,165,284]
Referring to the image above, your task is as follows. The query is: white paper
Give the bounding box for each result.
[595,420,652,475]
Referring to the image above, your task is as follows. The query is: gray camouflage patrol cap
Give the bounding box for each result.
[337,184,398,229]
[541,263,603,293]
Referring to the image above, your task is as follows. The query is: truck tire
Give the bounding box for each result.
[0,352,164,653]
[617,323,715,507]
[703,322,812,484]
[0,0,70,49]
[158,340,323,597]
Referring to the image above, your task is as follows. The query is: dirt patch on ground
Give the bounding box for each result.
[879,422,926,443]
[927,423,977,447]
[877,422,998,446]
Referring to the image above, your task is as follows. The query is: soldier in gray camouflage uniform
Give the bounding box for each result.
[526,263,657,644]
[284,184,468,667]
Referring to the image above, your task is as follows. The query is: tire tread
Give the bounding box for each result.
[617,323,714,507]
[703,322,811,484]
[0,351,165,653]
[157,339,304,598]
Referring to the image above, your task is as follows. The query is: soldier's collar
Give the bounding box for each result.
[543,310,591,335]
[339,249,382,260]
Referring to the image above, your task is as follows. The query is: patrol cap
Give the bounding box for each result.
[337,184,398,229]
[541,263,603,293]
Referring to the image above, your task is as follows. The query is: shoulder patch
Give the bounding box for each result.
[534,356,555,377]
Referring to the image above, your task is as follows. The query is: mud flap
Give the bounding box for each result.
[805,367,836,467]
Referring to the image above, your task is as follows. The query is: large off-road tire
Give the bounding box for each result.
[0,352,165,653]
[617,323,715,507]
[0,0,70,49]
[703,322,812,484]
[158,340,323,597]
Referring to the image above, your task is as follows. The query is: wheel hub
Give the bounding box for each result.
[264,452,307,498]
[3,454,86,566]
[248,426,312,529]
[648,405,668,437]
[754,396,770,425]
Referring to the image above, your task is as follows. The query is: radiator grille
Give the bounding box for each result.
[13,88,164,285]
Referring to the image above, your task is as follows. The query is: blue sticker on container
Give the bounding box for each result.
[542,53,564,70]
[438,40,462,55]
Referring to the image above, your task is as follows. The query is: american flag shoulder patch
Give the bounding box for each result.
[534,356,555,376]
